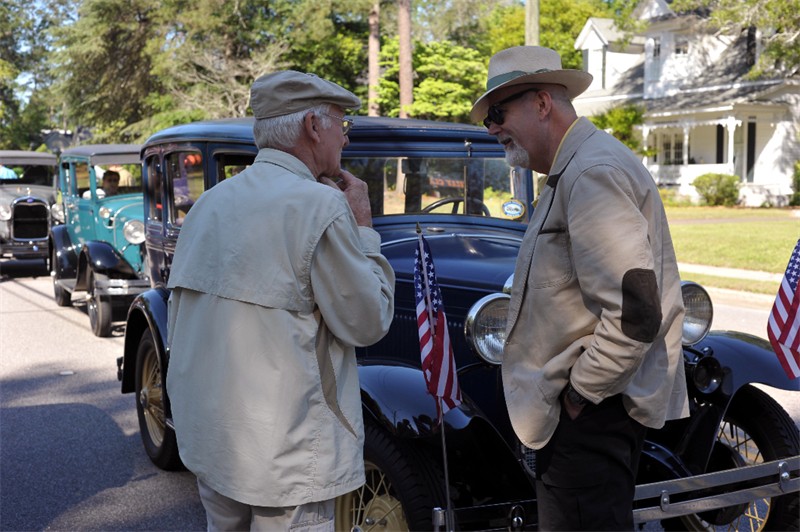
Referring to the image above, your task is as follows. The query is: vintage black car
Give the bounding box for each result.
[49,144,150,336]
[0,150,58,262]
[117,117,799,531]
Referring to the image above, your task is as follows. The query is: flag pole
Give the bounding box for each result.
[438,396,455,532]
[416,222,456,531]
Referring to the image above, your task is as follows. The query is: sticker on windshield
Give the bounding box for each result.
[502,199,526,219]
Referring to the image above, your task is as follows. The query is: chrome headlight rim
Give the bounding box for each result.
[0,204,11,221]
[98,206,113,220]
[681,281,713,346]
[51,203,65,224]
[123,219,145,245]
[465,292,510,366]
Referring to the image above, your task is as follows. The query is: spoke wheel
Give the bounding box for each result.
[51,248,71,307]
[335,423,445,531]
[134,328,182,470]
[87,271,112,337]
[676,385,799,531]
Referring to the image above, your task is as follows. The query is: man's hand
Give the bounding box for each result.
[318,170,373,227]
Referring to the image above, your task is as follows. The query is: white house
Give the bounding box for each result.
[573,0,799,206]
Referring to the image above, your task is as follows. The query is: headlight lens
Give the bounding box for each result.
[681,281,713,345]
[51,203,65,223]
[465,293,510,365]
[123,219,145,245]
[99,206,112,219]
[0,204,11,221]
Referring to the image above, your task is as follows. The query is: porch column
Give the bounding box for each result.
[642,125,650,166]
[725,116,738,175]
[682,125,690,165]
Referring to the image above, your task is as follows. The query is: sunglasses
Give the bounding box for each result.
[321,112,354,135]
[483,88,541,128]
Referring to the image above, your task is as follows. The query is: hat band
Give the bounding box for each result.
[486,68,554,91]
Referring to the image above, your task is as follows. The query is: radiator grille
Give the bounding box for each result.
[12,201,49,239]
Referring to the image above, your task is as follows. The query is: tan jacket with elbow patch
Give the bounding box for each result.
[503,117,689,450]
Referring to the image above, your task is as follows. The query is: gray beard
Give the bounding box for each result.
[504,143,530,168]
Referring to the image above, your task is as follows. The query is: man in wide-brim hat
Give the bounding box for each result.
[473,46,689,531]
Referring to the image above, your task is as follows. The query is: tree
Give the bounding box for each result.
[368,1,380,116]
[669,0,800,76]
[398,0,413,118]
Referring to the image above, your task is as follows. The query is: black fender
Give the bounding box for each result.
[669,331,800,474]
[358,363,536,505]
[699,331,800,392]
[49,225,77,279]
[76,241,139,291]
[120,287,171,395]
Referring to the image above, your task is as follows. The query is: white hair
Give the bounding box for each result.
[252,103,334,150]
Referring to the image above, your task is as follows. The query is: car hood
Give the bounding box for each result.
[98,195,145,220]
[375,215,525,293]
[0,184,56,205]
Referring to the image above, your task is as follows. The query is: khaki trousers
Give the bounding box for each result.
[197,478,335,532]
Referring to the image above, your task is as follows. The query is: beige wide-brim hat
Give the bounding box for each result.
[250,70,361,119]
[470,46,593,122]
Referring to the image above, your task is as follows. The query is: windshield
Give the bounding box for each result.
[0,164,56,187]
[343,156,526,220]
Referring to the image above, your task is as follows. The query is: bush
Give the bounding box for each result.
[692,173,740,206]
[790,161,800,207]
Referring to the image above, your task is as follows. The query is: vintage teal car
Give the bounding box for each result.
[49,144,149,336]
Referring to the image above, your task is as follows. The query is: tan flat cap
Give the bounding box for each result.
[470,46,593,122]
[250,70,361,119]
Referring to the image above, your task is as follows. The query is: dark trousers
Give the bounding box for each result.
[535,394,646,531]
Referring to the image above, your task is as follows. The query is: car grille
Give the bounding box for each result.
[12,200,49,239]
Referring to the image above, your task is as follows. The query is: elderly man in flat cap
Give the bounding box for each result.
[472,46,689,530]
[166,71,395,531]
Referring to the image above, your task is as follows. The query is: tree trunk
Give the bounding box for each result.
[398,0,413,118]
[368,1,380,116]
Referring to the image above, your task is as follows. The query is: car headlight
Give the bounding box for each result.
[99,206,112,219]
[123,219,145,245]
[51,203,65,224]
[681,281,713,346]
[0,204,10,221]
[465,293,510,365]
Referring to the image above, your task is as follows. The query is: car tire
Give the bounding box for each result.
[671,384,799,531]
[51,248,71,307]
[134,327,183,471]
[334,422,446,531]
[87,270,112,337]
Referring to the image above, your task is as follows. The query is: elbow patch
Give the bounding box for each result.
[621,268,662,342]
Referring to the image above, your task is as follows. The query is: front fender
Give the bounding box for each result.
[49,225,77,278]
[699,331,800,392]
[120,287,170,394]
[359,363,474,438]
[77,241,139,291]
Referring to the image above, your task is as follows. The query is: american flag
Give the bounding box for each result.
[767,238,800,380]
[414,231,462,415]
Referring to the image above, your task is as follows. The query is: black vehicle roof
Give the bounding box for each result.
[143,116,504,157]
[59,144,143,165]
[0,150,58,165]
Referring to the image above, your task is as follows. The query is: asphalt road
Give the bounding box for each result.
[1,259,798,531]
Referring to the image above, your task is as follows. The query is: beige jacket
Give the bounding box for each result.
[503,118,689,450]
[166,149,395,506]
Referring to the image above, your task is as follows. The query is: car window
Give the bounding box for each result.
[343,156,520,219]
[75,162,90,197]
[216,153,253,182]
[166,151,203,226]
[96,164,143,196]
[0,164,55,187]
[144,156,163,223]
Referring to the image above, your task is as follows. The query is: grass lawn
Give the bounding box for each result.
[664,206,799,294]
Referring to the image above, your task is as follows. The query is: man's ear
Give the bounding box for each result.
[304,112,321,142]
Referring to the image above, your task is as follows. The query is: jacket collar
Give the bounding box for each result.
[546,117,597,186]
[254,148,317,182]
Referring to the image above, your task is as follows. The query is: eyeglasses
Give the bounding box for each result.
[483,88,541,128]
[320,113,354,135]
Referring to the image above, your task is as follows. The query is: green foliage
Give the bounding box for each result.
[589,104,647,152]
[541,0,615,69]
[692,173,740,206]
[378,38,485,122]
[658,187,693,207]
[791,161,800,207]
